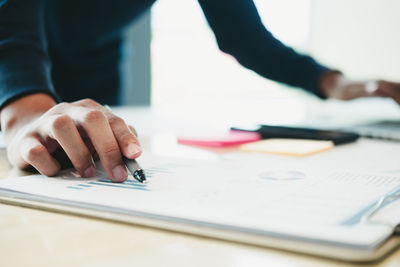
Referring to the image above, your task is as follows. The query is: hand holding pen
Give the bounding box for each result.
[1,95,143,183]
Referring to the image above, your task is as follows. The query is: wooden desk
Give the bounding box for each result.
[1,106,400,267]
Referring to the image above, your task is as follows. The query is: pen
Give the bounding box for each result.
[104,105,146,183]
[122,156,147,183]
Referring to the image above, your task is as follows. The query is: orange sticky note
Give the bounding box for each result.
[239,139,334,157]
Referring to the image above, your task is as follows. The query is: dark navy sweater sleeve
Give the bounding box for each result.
[198,0,330,97]
[0,0,58,110]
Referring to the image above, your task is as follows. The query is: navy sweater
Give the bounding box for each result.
[0,0,330,108]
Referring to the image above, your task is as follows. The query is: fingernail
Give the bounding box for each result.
[112,165,128,182]
[83,165,96,178]
[127,143,142,157]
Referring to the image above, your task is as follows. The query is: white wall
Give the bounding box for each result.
[310,0,400,81]
[254,0,311,50]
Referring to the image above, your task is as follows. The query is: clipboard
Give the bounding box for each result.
[0,154,400,262]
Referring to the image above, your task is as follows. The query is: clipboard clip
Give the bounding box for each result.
[361,190,400,233]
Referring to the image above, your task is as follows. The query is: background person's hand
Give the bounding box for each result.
[0,93,141,182]
[375,80,400,105]
[320,71,400,104]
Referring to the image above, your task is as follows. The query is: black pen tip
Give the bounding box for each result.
[133,169,146,183]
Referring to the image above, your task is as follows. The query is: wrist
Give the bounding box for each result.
[0,93,56,134]
[319,71,344,98]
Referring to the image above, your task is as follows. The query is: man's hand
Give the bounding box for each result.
[0,94,141,182]
[375,80,400,105]
[320,72,400,104]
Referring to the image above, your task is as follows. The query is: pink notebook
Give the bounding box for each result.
[177,131,261,147]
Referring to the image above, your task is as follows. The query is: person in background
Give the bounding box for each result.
[0,0,399,182]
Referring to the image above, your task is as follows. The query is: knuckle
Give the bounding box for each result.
[102,144,120,157]
[83,110,106,124]
[74,151,93,170]
[108,116,124,126]
[119,132,136,144]
[56,102,70,109]
[26,145,47,162]
[50,102,70,114]
[78,98,98,107]
[52,115,73,131]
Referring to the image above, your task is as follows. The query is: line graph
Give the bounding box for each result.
[66,178,150,191]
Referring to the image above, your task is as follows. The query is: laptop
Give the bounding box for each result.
[344,120,400,141]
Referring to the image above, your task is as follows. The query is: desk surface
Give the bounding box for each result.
[1,104,400,267]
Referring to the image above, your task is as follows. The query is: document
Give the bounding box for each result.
[0,153,399,261]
